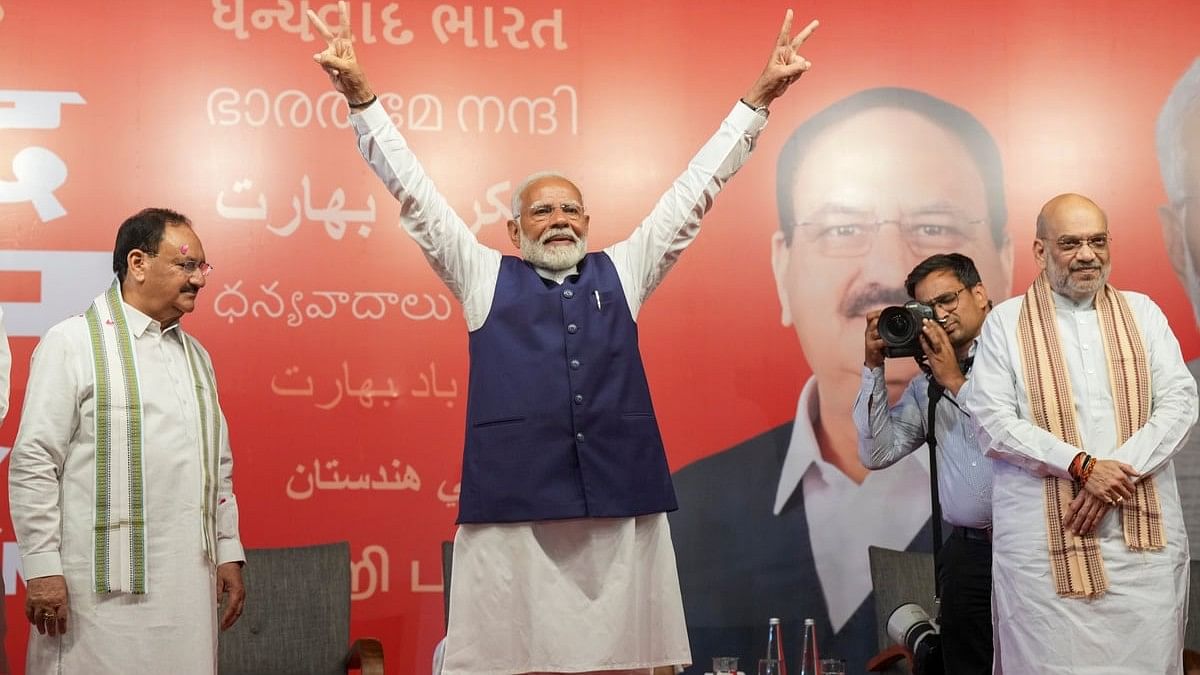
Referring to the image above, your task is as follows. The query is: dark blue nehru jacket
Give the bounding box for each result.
[457,253,678,524]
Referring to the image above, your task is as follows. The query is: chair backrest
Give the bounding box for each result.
[1187,559,1200,651]
[867,545,937,675]
[219,542,353,675]
[442,540,454,631]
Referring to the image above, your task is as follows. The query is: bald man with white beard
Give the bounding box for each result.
[965,193,1195,673]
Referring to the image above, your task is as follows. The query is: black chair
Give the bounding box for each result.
[865,545,936,674]
[1185,559,1200,669]
[218,542,384,675]
[442,540,454,631]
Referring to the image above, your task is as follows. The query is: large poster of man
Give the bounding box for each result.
[1157,57,1200,557]
[671,87,1013,673]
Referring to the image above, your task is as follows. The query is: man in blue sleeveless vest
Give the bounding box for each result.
[305,3,820,673]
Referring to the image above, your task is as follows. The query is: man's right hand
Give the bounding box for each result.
[1082,459,1139,505]
[1062,490,1112,535]
[26,575,69,636]
[307,1,375,106]
[864,310,886,369]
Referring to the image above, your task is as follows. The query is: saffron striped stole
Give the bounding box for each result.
[1016,273,1164,598]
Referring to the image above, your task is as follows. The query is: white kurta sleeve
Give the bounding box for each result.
[1102,295,1199,476]
[9,323,79,579]
[0,306,10,426]
[961,304,1080,479]
[605,102,767,318]
[350,102,500,331]
[215,408,245,565]
[853,366,928,469]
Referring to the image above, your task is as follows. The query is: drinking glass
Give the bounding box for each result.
[757,658,780,675]
[819,658,846,674]
[712,656,738,675]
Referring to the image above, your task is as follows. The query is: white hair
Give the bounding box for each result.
[511,171,580,217]
[1156,57,1200,204]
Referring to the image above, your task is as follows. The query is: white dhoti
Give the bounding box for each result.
[28,549,219,674]
[443,513,690,675]
[991,460,1189,674]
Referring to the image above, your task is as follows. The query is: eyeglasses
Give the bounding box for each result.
[920,286,968,313]
[1048,234,1110,253]
[141,251,214,277]
[174,260,214,277]
[523,201,585,224]
[792,211,986,258]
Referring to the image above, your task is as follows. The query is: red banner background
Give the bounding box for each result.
[1,1,1198,672]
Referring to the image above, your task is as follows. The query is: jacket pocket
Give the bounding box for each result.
[473,416,527,428]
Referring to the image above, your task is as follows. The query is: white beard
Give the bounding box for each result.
[1046,254,1110,302]
[520,228,587,272]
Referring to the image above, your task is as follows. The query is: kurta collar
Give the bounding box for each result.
[119,299,182,338]
[530,255,584,286]
[1050,288,1098,311]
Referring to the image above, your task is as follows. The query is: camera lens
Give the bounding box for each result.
[886,603,944,675]
[883,312,913,339]
[878,306,918,345]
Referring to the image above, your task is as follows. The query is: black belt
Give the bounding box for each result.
[951,526,992,543]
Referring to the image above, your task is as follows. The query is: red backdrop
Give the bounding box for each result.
[1,1,1198,672]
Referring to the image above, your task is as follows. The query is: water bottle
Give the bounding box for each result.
[765,617,788,675]
[799,618,821,675]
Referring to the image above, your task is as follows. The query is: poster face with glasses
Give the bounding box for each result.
[1,1,1199,672]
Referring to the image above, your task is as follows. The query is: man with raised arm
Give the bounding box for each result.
[305,3,818,673]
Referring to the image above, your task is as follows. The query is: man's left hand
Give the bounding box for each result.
[216,562,246,631]
[919,319,966,395]
[1063,490,1112,535]
[743,9,819,109]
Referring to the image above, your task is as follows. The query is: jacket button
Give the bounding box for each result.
[574,394,583,404]
[567,323,578,334]
[575,432,585,442]
[570,359,580,369]
[563,289,575,299]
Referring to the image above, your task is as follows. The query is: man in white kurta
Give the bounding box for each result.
[9,209,246,674]
[963,193,1197,674]
[305,5,819,675]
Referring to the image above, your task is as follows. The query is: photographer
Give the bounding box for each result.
[851,253,995,675]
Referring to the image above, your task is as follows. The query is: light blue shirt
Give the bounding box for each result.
[852,347,993,529]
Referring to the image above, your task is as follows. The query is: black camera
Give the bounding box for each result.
[878,301,940,358]
[886,603,944,675]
